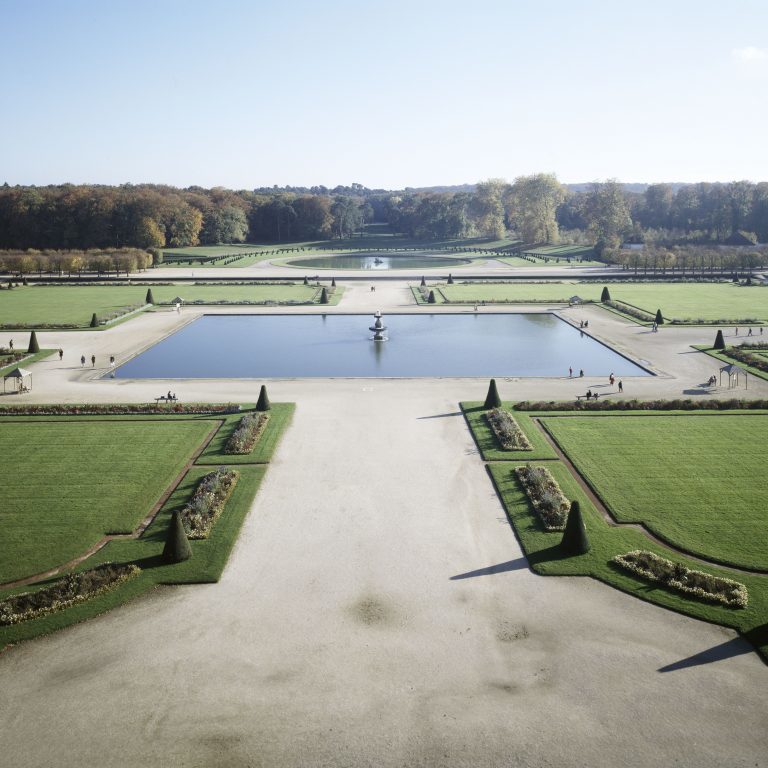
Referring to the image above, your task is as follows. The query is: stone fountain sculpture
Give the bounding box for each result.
[369,310,388,341]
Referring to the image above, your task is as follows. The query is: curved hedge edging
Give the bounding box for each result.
[486,408,532,450]
[0,563,141,625]
[513,398,768,412]
[181,468,239,539]
[515,464,570,530]
[224,412,269,454]
[0,403,241,416]
[612,551,748,608]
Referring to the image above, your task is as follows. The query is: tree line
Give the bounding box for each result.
[0,177,766,255]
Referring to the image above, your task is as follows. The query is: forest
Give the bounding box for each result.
[0,176,767,258]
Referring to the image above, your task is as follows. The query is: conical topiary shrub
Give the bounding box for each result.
[560,500,590,555]
[484,378,502,409]
[27,330,39,353]
[303,276,309,285]
[256,384,271,411]
[601,286,611,303]
[320,287,329,304]
[655,309,663,325]
[163,510,192,563]
[331,278,336,287]
[90,313,99,328]
[714,329,725,350]
[427,290,436,304]
[420,276,426,287]
[447,273,454,284]
[145,288,155,304]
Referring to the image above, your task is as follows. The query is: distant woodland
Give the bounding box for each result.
[1,177,767,258]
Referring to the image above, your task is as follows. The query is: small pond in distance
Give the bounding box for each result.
[115,314,650,379]
[284,254,472,270]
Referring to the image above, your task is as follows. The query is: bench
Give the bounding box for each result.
[155,396,178,404]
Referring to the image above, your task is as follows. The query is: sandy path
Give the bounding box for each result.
[0,281,766,767]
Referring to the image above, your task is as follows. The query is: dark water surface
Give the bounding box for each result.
[115,314,650,379]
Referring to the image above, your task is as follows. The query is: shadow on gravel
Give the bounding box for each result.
[657,636,754,672]
[417,411,462,419]
[450,556,529,580]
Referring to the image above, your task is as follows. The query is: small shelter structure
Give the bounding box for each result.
[719,363,748,389]
[569,295,583,306]
[3,366,32,393]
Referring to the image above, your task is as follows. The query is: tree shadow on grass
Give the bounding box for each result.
[130,553,167,571]
[450,556,529,580]
[657,636,754,672]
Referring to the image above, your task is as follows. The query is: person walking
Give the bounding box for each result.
[91,354,96,367]
[569,366,573,378]
[618,380,623,393]
[8,339,13,351]
[58,348,63,361]
[579,369,584,377]
[80,354,85,367]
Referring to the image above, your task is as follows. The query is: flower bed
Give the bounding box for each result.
[0,403,241,416]
[513,398,768,412]
[515,463,570,530]
[486,408,532,450]
[723,345,768,374]
[612,550,748,608]
[0,563,140,625]
[180,467,239,539]
[224,412,269,454]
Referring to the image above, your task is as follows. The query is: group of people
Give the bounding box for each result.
[579,320,589,328]
[735,326,763,336]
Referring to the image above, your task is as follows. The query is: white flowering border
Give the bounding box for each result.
[514,464,570,530]
[223,412,269,454]
[612,550,748,608]
[180,468,239,540]
[486,408,532,450]
[0,564,141,626]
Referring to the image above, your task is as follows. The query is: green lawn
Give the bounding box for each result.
[0,419,213,582]
[0,404,294,645]
[461,403,556,461]
[0,283,331,327]
[540,414,768,571]
[488,461,768,662]
[436,281,768,322]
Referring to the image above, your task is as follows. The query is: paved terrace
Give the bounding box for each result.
[0,281,766,768]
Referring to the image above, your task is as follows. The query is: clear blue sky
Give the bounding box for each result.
[1,0,766,189]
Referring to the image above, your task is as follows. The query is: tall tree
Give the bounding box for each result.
[505,173,565,243]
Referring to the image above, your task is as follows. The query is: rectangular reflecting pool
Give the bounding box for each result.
[115,314,651,378]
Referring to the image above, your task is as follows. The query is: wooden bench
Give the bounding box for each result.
[155,396,178,404]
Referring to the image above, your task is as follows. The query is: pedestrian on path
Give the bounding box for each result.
[579,369,584,377]
[58,348,63,361]
[91,354,96,367]
[618,380,623,393]
[8,339,13,350]
[80,355,85,366]
[569,366,573,378]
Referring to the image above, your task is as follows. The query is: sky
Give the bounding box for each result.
[1,0,767,189]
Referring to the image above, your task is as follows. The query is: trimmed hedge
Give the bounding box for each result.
[0,403,241,416]
[513,398,768,412]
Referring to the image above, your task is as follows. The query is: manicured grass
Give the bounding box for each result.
[0,404,293,646]
[197,402,296,464]
[694,344,768,382]
[436,281,768,322]
[0,283,330,327]
[488,461,768,662]
[461,402,556,461]
[0,348,55,377]
[0,419,213,582]
[540,414,768,571]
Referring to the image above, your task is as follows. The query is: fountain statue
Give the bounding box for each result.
[369,310,388,341]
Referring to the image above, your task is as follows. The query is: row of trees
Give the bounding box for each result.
[0,248,151,276]
[0,178,766,253]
